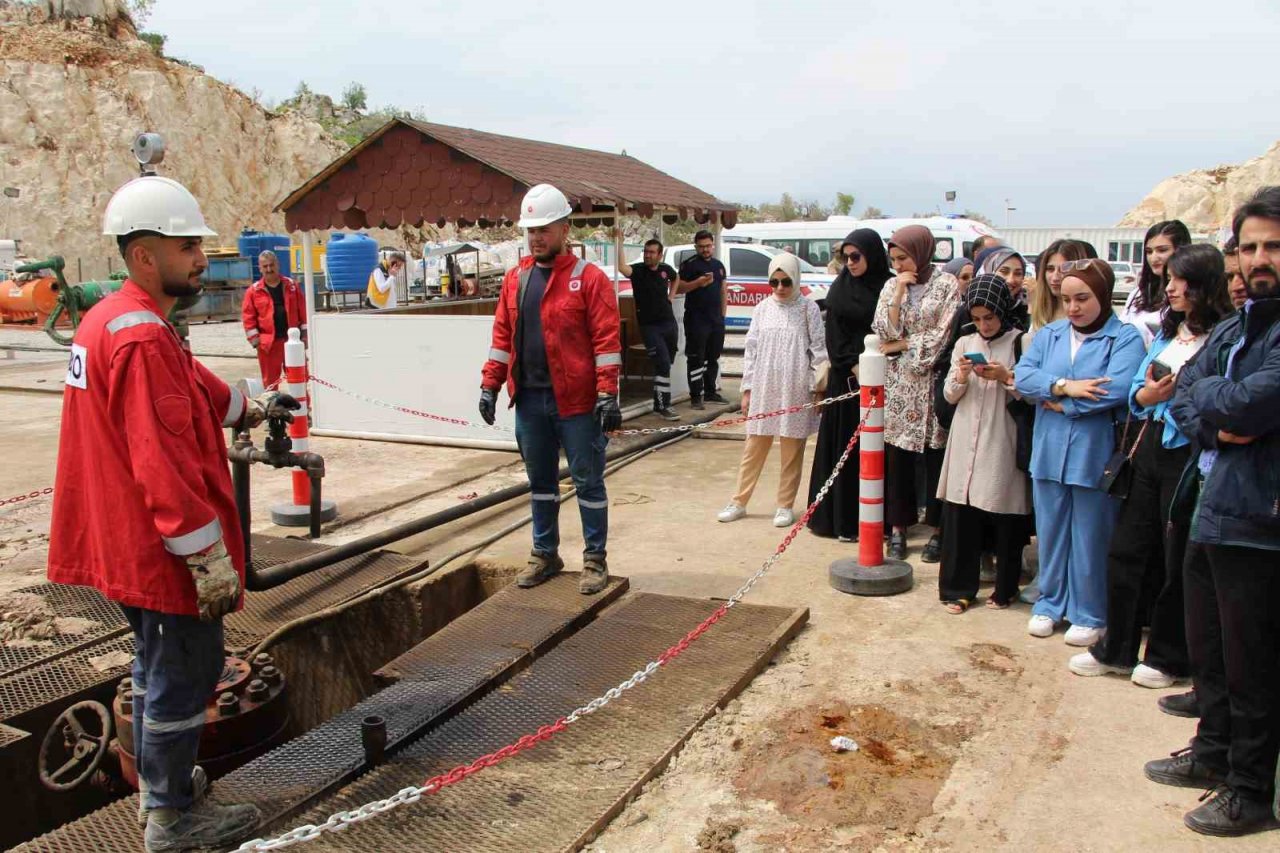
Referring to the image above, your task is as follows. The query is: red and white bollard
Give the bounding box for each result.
[829,334,913,596]
[270,327,338,528]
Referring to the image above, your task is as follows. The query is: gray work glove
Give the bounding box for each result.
[479,387,498,425]
[184,539,241,621]
[242,391,300,429]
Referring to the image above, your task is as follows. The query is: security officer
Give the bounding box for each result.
[614,228,680,421]
[676,229,728,408]
[48,175,294,852]
[479,183,622,595]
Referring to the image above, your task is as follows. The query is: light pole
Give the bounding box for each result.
[1004,198,1016,228]
[945,190,956,215]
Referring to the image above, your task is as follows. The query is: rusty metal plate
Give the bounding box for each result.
[283,593,807,852]
[0,634,135,724]
[0,723,29,750]
[13,575,630,852]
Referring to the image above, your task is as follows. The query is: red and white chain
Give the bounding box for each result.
[235,404,872,851]
[0,487,54,509]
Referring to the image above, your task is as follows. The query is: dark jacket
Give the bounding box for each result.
[1169,298,1280,550]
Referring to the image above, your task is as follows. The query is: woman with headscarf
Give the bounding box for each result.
[873,225,963,561]
[718,252,827,527]
[937,275,1032,612]
[1029,239,1096,332]
[807,230,893,541]
[1014,259,1145,644]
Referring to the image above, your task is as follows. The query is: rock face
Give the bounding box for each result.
[0,4,345,279]
[1119,141,1280,231]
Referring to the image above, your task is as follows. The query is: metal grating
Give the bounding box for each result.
[0,583,128,679]
[0,723,30,750]
[278,593,807,852]
[0,634,136,723]
[13,575,629,852]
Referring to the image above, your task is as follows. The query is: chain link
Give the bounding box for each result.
[238,404,872,851]
[0,487,54,508]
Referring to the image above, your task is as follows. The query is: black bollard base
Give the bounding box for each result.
[271,499,338,527]
[828,557,913,596]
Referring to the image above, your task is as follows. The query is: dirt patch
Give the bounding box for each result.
[696,818,742,852]
[0,590,57,644]
[735,701,965,833]
[968,642,1022,676]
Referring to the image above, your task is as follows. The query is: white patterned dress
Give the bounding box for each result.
[741,296,828,438]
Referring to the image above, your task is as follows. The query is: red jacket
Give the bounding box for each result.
[242,276,307,350]
[481,254,621,417]
[49,281,247,617]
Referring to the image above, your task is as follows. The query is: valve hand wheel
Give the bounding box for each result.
[38,700,112,792]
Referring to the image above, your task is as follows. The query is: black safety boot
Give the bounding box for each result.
[1144,747,1227,789]
[920,533,942,564]
[139,766,208,828]
[887,531,908,561]
[580,553,608,595]
[144,801,260,853]
[1184,786,1280,837]
[517,552,563,588]
[705,392,728,404]
[690,396,705,410]
[1159,690,1199,718]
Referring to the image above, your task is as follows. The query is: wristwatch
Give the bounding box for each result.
[1053,377,1069,396]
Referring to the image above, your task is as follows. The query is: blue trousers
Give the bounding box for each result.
[122,606,224,811]
[1031,479,1117,628]
[514,386,608,557]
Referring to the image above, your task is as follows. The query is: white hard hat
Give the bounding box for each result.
[516,183,573,228]
[102,175,217,238]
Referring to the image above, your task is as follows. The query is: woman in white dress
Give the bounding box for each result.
[718,253,828,527]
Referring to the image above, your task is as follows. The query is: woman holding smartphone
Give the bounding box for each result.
[1070,244,1231,686]
[1014,259,1146,644]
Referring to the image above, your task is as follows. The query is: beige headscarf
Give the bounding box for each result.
[767,252,803,302]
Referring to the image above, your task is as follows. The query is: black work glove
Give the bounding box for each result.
[595,394,622,434]
[479,387,498,425]
[243,391,301,428]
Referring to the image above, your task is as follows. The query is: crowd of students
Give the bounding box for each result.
[719,187,1280,838]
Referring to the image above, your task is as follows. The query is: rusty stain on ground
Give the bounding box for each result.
[695,818,742,852]
[968,642,1022,676]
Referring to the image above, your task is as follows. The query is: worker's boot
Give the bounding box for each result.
[580,553,608,595]
[144,800,261,853]
[517,551,563,588]
[138,766,208,827]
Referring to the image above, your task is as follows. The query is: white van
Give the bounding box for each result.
[725,215,999,269]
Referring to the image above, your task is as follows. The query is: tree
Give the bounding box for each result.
[294,80,312,100]
[129,0,156,28]
[962,209,995,227]
[341,82,368,112]
[860,206,884,219]
[834,192,856,216]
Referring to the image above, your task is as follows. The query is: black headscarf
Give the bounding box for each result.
[824,229,892,375]
[964,273,1014,340]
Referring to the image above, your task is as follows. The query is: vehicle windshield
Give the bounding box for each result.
[753,243,819,273]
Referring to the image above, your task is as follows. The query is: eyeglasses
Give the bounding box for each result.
[842,251,863,264]
[769,277,794,288]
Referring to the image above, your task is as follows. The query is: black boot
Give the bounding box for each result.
[1158,690,1199,718]
[1184,786,1280,837]
[887,531,908,561]
[920,533,942,564]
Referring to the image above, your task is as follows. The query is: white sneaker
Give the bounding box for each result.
[1027,615,1055,638]
[1131,663,1182,689]
[772,507,795,527]
[717,503,746,523]
[1064,625,1105,647]
[1068,652,1131,678]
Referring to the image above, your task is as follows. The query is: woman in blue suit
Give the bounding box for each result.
[1014,259,1146,645]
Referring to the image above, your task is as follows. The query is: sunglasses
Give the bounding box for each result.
[1060,259,1103,273]
[842,251,863,263]
[769,277,794,288]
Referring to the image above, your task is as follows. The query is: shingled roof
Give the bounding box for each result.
[276,118,738,232]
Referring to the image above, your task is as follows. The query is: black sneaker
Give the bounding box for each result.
[655,407,681,422]
[705,392,728,404]
[1184,785,1280,837]
[920,534,942,564]
[1159,690,1199,718]
[887,532,907,561]
[1144,747,1227,789]
[517,552,564,588]
[690,397,706,410]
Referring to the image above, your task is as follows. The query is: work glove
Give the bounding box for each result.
[184,539,242,621]
[242,391,300,429]
[479,387,498,425]
[595,394,622,434]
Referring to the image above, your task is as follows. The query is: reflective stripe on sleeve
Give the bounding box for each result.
[222,386,245,427]
[162,518,222,556]
[246,328,260,339]
[489,348,512,364]
[106,310,166,334]
[595,352,622,367]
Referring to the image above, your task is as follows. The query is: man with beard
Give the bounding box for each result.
[48,175,292,852]
[676,229,728,409]
[479,184,622,595]
[1146,186,1280,838]
[614,230,680,421]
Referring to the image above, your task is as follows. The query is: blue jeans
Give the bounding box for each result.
[514,386,608,557]
[122,606,225,811]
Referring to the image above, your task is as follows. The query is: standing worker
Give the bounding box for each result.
[48,175,294,852]
[241,249,306,387]
[365,251,405,309]
[614,229,680,420]
[478,184,622,594]
[676,229,729,409]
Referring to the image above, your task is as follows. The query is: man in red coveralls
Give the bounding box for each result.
[48,175,294,852]
[241,250,306,387]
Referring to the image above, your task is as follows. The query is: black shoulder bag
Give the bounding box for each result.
[1005,334,1036,472]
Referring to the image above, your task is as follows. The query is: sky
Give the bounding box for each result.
[148,0,1279,227]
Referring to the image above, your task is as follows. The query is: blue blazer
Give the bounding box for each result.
[1014,314,1146,488]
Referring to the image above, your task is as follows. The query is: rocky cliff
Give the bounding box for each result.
[1118,141,1280,231]
[0,3,346,279]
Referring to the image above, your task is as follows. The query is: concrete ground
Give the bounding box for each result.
[0,320,1273,851]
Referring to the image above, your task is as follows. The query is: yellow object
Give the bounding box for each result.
[203,246,240,258]
[365,267,390,308]
[291,243,326,276]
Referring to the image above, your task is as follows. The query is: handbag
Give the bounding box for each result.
[1099,412,1150,498]
[807,305,831,394]
[1005,334,1034,472]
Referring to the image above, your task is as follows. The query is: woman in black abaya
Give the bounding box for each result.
[806,229,892,540]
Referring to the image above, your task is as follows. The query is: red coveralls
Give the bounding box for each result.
[241,276,307,387]
[49,280,248,616]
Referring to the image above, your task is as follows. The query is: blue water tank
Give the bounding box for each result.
[238,229,293,280]
[325,233,379,293]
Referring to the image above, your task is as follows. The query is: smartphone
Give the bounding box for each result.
[1151,360,1173,381]
[964,352,988,365]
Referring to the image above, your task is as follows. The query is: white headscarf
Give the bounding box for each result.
[767,252,803,303]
